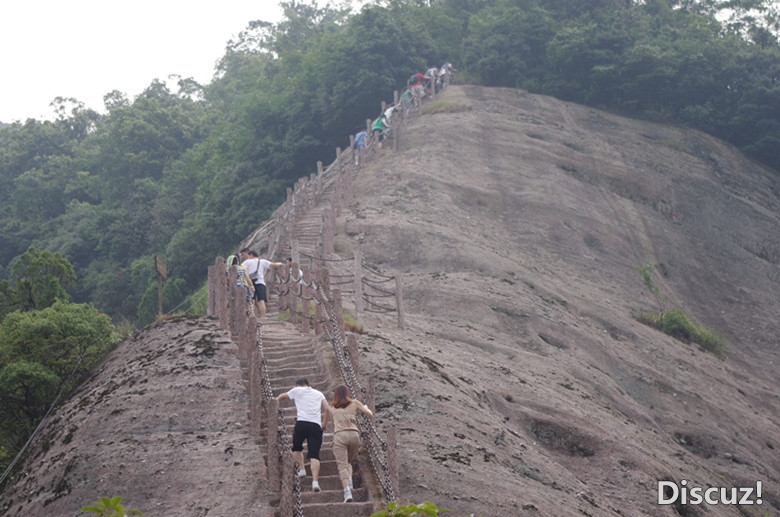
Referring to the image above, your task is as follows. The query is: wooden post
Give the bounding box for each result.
[154,255,167,317]
[290,262,300,326]
[249,348,261,438]
[267,398,281,491]
[301,267,311,335]
[207,264,216,317]
[332,289,346,345]
[347,334,360,381]
[387,426,399,502]
[366,376,375,412]
[280,451,294,514]
[353,249,363,316]
[395,276,405,329]
[316,160,324,195]
[314,269,329,336]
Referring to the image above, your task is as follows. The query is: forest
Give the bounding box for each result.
[0,0,779,474]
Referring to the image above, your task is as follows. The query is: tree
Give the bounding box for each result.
[0,246,75,317]
[0,361,59,450]
[0,301,118,384]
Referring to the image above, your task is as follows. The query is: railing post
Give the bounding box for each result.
[366,376,375,412]
[301,267,312,335]
[280,451,295,514]
[290,262,300,326]
[331,289,346,345]
[353,250,363,316]
[208,264,216,317]
[347,334,360,381]
[250,348,262,438]
[387,426,399,502]
[267,398,281,491]
[314,269,328,336]
[395,276,405,329]
[316,161,324,195]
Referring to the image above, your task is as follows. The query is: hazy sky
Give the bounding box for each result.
[0,0,286,123]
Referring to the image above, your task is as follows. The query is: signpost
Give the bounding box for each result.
[154,255,167,317]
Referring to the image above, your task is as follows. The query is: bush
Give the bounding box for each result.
[372,501,449,517]
[635,308,727,357]
[634,262,727,357]
[82,495,142,516]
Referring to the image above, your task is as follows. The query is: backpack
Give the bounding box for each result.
[409,73,419,85]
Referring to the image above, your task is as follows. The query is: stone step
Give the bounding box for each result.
[263,349,319,361]
[275,501,376,517]
[270,486,369,506]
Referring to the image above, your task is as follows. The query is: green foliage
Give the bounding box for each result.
[0,361,59,448]
[636,260,666,312]
[0,246,75,319]
[343,311,364,334]
[82,495,143,516]
[0,301,119,383]
[371,500,450,517]
[634,262,727,357]
[635,308,727,356]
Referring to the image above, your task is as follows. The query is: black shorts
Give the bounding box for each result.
[252,282,268,302]
[292,420,323,460]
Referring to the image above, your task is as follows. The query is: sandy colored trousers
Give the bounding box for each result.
[333,429,361,487]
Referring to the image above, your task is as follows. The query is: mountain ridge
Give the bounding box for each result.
[2,85,780,517]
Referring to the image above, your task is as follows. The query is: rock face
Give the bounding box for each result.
[2,85,780,517]
[336,86,780,516]
[0,318,272,517]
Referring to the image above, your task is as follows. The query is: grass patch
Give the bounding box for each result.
[634,261,728,357]
[344,312,364,333]
[634,308,727,357]
[422,100,468,114]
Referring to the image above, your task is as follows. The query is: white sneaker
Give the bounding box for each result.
[344,487,353,502]
[297,469,306,478]
[312,480,320,492]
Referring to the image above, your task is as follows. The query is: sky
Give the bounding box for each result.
[0,0,287,123]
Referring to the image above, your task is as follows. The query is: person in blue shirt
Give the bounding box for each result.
[353,130,367,165]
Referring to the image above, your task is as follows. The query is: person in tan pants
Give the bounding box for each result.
[326,385,373,502]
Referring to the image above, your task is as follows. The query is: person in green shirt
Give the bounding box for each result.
[371,114,391,150]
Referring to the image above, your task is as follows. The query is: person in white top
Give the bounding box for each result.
[277,378,330,492]
[240,248,283,319]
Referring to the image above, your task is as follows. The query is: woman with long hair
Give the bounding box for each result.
[327,385,373,503]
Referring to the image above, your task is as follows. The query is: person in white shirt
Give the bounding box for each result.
[240,248,283,319]
[277,378,330,492]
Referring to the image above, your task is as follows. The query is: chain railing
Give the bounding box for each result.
[278,268,398,504]
[209,256,399,514]
[211,258,306,517]
[204,75,456,515]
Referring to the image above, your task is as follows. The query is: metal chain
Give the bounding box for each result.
[309,278,397,503]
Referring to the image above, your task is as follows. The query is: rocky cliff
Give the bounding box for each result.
[2,85,780,517]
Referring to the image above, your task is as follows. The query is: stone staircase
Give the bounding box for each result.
[259,317,377,517]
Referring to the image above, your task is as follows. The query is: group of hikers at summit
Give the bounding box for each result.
[353,62,457,165]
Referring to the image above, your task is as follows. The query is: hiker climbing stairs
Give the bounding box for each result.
[259,318,376,517]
